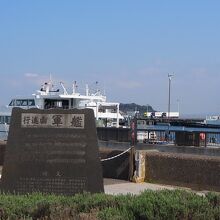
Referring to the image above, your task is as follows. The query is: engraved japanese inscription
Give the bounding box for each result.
[1,108,104,195]
[21,113,84,128]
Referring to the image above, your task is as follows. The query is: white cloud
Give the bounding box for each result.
[24,73,39,78]
[23,73,54,86]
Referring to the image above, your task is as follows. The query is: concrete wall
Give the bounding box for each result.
[99,147,132,181]
[145,151,220,191]
[137,143,220,157]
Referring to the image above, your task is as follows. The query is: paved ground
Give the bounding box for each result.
[103,179,212,196]
[0,165,208,196]
[104,178,190,195]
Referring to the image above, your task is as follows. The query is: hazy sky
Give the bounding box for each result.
[0,0,220,115]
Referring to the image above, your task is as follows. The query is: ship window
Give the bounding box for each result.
[16,100,22,106]
[5,116,11,124]
[44,99,69,109]
[0,116,10,124]
[98,107,106,113]
[9,100,15,106]
[21,100,28,106]
[98,109,105,113]
[28,99,35,106]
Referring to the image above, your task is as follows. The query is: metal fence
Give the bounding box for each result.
[136,129,220,148]
[206,132,220,147]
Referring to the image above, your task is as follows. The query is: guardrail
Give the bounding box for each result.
[135,118,220,148]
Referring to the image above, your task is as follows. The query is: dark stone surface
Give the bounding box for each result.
[1,108,103,195]
[0,141,6,165]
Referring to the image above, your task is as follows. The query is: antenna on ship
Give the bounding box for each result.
[103,81,106,96]
[60,81,68,95]
[86,84,89,96]
[95,81,100,95]
[73,81,78,94]
[49,73,54,89]
[96,81,98,91]
[49,73,52,83]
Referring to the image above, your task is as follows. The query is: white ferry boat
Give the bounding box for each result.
[0,79,123,140]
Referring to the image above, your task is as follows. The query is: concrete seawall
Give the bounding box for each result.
[1,141,220,191]
[144,151,220,191]
[137,143,220,157]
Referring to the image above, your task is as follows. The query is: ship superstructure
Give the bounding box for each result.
[3,79,123,128]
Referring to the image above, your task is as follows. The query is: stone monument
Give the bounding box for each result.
[1,108,104,195]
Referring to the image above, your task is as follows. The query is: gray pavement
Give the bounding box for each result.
[104,178,181,195]
[103,179,210,196]
[0,165,208,196]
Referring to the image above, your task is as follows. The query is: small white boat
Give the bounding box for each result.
[204,115,220,125]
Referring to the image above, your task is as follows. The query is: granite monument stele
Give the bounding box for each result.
[1,107,104,195]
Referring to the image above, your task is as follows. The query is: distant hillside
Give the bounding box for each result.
[120,103,155,114]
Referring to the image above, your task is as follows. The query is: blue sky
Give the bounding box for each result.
[0,0,220,115]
